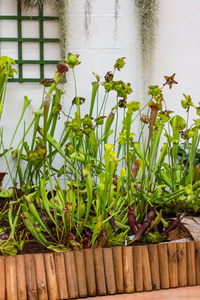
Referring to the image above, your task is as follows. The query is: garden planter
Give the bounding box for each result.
[1,56,200,300]
[0,240,200,300]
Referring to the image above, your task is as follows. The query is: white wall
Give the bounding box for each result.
[0,0,138,185]
[1,0,200,184]
[0,0,139,147]
[153,0,200,124]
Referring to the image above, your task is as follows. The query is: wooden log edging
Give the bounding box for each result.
[0,240,200,299]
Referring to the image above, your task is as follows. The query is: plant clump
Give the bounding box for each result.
[0,55,198,255]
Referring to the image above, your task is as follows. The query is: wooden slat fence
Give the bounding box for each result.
[0,241,199,299]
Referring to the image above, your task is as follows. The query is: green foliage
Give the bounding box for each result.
[142,232,166,243]
[1,56,200,253]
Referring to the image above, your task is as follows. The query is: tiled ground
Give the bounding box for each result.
[91,286,200,300]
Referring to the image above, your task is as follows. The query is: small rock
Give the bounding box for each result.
[181,216,200,241]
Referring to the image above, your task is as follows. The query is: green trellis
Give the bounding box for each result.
[0,0,60,82]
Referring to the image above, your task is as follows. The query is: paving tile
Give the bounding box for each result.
[157,286,200,299]
[93,292,167,300]
[90,286,200,300]
[170,299,200,300]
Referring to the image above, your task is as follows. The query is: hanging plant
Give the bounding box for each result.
[135,0,160,93]
[55,0,69,61]
[20,0,58,7]
[84,0,92,41]
[114,0,120,43]
[84,0,120,42]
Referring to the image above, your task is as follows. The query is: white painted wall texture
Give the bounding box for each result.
[0,0,138,145]
[0,0,200,181]
[153,0,200,123]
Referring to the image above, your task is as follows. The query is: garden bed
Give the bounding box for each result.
[1,56,200,299]
[0,239,200,300]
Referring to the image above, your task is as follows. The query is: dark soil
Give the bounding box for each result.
[167,224,191,241]
[18,241,50,255]
[14,223,192,254]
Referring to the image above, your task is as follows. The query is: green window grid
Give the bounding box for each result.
[0,0,61,82]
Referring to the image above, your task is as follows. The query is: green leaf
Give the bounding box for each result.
[170,115,186,131]
[185,184,193,195]
[149,209,162,231]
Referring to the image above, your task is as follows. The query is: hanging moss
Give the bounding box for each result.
[84,0,92,41]
[114,0,120,43]
[20,0,58,7]
[84,0,120,43]
[135,0,160,93]
[55,0,69,61]
[18,0,121,60]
